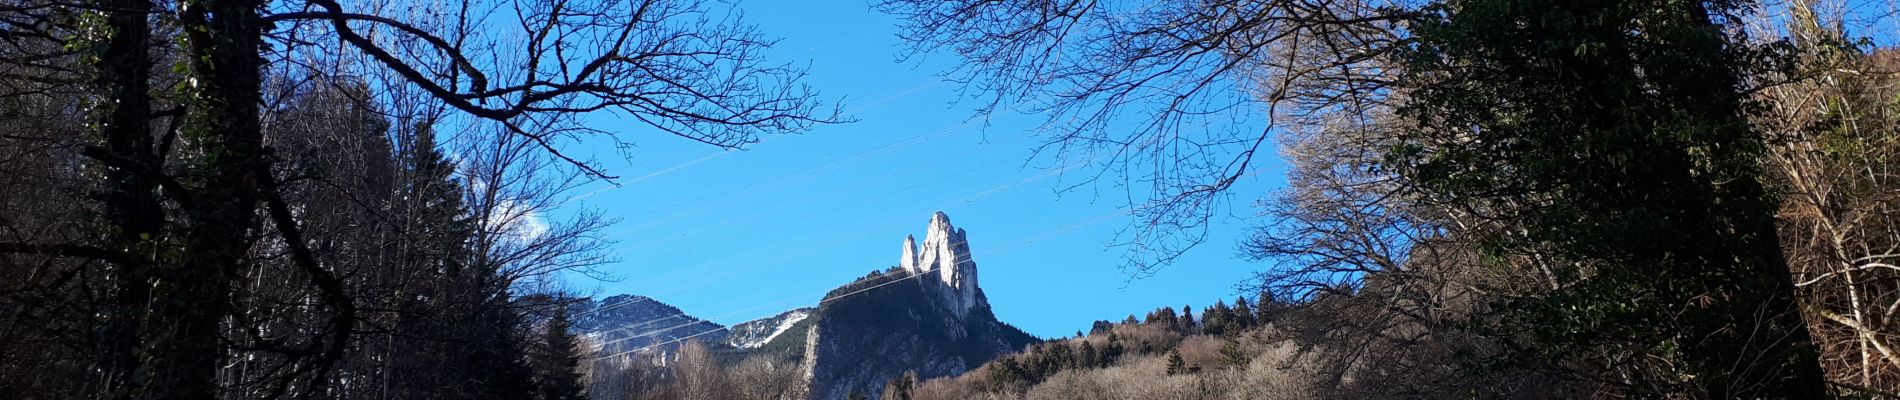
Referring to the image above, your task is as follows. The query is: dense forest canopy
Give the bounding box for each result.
[0,0,1898,398]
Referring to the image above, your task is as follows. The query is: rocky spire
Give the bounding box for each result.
[907,211,981,317]
[900,235,918,274]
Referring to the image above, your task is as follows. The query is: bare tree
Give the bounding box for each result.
[877,0,1411,273]
[0,0,840,397]
[1752,0,1900,391]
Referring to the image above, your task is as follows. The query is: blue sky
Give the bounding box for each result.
[555,0,1284,338]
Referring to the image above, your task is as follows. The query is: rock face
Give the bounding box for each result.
[903,212,982,318]
[799,212,1036,400]
[573,212,1035,400]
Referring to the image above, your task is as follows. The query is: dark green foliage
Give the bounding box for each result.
[1164,350,1186,375]
[1178,305,1195,334]
[1218,337,1249,367]
[973,333,1129,393]
[1395,0,1826,395]
[985,358,1029,391]
[1145,306,1179,327]
[535,303,588,400]
[1231,297,1256,330]
[1201,301,1237,336]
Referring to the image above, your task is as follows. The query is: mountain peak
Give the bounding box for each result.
[903,211,982,317]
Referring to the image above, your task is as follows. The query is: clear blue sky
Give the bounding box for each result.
[555,0,1284,338]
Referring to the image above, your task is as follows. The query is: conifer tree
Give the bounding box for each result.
[535,302,588,400]
[1203,301,1233,336]
[1179,305,1196,334]
[1165,350,1186,375]
[1147,306,1179,327]
[1232,297,1256,329]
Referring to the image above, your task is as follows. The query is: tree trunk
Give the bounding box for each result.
[136,0,268,398]
[90,0,159,397]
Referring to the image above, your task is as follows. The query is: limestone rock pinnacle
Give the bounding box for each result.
[900,211,982,317]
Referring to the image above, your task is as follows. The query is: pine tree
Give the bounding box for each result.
[535,302,588,400]
[1078,340,1099,368]
[1232,297,1256,329]
[1203,301,1233,336]
[1255,289,1278,323]
[1178,305,1196,334]
[1146,306,1178,327]
[1218,336,1249,367]
[1164,350,1186,375]
[466,303,537,400]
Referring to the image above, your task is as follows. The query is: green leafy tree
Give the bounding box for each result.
[1394,0,1826,395]
[1164,350,1187,375]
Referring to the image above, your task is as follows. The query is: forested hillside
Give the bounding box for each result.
[871,0,1900,397]
[2,0,1899,397]
[0,0,832,398]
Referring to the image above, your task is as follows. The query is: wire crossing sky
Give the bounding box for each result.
[555,0,1283,338]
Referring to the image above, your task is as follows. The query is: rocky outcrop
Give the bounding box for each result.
[902,212,983,318]
[800,212,1037,400]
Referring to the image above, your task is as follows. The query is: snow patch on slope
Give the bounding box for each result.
[725,307,816,349]
[745,309,811,348]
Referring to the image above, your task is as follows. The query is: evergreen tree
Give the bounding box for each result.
[1218,336,1250,367]
[1202,301,1233,336]
[464,303,537,400]
[1146,306,1179,327]
[1396,0,1827,395]
[985,358,1028,392]
[1232,297,1256,329]
[1178,305,1196,334]
[1102,333,1125,364]
[1078,340,1099,368]
[535,302,588,400]
[1164,350,1186,375]
[1254,290,1279,323]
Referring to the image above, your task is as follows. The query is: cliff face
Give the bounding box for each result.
[799,212,1037,400]
[902,212,983,318]
[574,212,1036,400]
